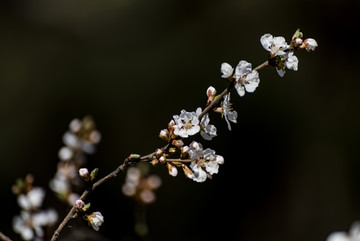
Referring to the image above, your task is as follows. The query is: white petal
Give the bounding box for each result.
[245,71,260,93]
[221,62,234,78]
[285,52,299,71]
[260,34,273,51]
[205,161,219,175]
[276,68,285,77]
[235,84,245,97]
[235,60,252,78]
[326,232,350,241]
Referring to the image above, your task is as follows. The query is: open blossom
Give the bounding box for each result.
[173,109,200,138]
[222,93,238,131]
[326,221,360,241]
[234,60,260,97]
[196,107,217,141]
[188,141,224,182]
[260,33,289,56]
[276,51,299,77]
[17,187,45,211]
[87,212,104,231]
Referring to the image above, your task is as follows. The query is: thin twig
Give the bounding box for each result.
[50,145,168,241]
[0,231,12,241]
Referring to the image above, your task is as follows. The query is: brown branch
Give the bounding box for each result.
[0,231,12,241]
[50,145,169,241]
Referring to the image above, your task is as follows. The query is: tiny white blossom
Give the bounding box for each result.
[188,141,224,182]
[221,62,234,78]
[58,146,73,161]
[196,108,217,141]
[173,110,200,138]
[260,33,289,56]
[222,93,238,131]
[234,60,260,97]
[326,221,360,241]
[88,212,104,231]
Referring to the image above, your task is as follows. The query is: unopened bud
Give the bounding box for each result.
[155,149,163,158]
[79,168,90,181]
[75,199,85,209]
[166,163,178,177]
[169,147,177,154]
[151,159,159,166]
[172,139,184,148]
[206,86,217,106]
[180,146,190,159]
[301,38,318,51]
[159,155,166,164]
[159,129,170,142]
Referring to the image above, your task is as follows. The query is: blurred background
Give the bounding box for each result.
[0,0,360,240]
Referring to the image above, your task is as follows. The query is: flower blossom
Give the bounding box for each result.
[222,93,238,131]
[17,187,45,211]
[188,141,224,183]
[196,107,217,141]
[87,212,104,231]
[173,109,200,138]
[260,33,289,56]
[234,60,260,97]
[326,221,360,241]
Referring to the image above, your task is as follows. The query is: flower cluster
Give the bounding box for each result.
[49,116,101,205]
[154,29,317,183]
[12,174,58,241]
[122,165,162,204]
[261,29,317,77]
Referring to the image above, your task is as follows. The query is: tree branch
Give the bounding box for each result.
[0,231,12,241]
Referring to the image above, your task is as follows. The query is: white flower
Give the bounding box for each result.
[13,212,34,241]
[285,52,299,71]
[221,62,234,78]
[222,93,238,131]
[234,60,260,97]
[188,141,224,182]
[326,221,360,241]
[196,108,217,141]
[173,110,200,138]
[260,34,289,56]
[88,212,104,231]
[17,187,45,211]
[303,38,318,51]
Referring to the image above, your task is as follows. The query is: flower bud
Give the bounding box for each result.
[159,129,170,142]
[166,163,178,177]
[155,149,163,158]
[180,146,190,159]
[301,38,318,51]
[79,168,90,181]
[172,139,184,148]
[159,155,166,164]
[150,159,159,166]
[74,199,85,209]
[169,147,177,154]
[206,86,217,105]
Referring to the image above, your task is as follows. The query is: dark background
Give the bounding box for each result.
[1,0,360,240]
